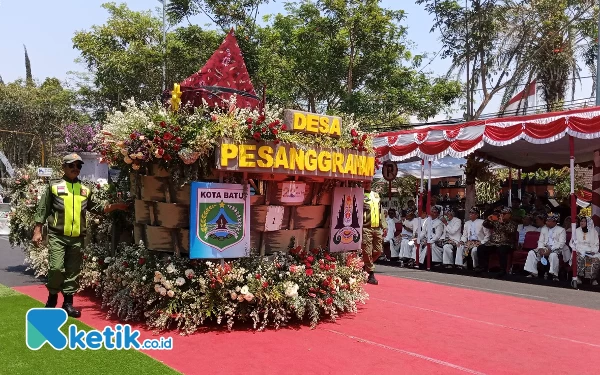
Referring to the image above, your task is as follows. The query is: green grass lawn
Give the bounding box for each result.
[0,284,181,375]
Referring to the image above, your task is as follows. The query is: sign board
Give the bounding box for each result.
[382,161,398,182]
[189,182,251,259]
[329,187,364,252]
[279,181,306,203]
[283,109,342,137]
[37,167,53,177]
[216,140,375,181]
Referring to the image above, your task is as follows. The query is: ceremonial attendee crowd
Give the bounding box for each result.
[377,194,600,288]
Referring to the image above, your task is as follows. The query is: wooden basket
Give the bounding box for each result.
[140,175,167,202]
[154,202,189,228]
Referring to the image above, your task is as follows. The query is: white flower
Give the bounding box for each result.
[159,287,167,296]
[142,276,146,281]
[349,277,356,285]
[175,277,185,286]
[122,280,127,286]
[162,280,173,290]
[230,292,237,300]
[167,290,175,298]
[104,257,112,263]
[284,282,299,298]
[235,286,241,292]
[154,284,161,293]
[184,269,194,278]
[92,257,97,262]
[166,264,176,274]
[243,293,254,302]
[240,285,249,295]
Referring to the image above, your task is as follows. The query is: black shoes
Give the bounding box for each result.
[45,293,58,308]
[367,271,379,285]
[62,294,81,318]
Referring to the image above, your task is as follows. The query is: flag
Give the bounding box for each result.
[501,80,537,116]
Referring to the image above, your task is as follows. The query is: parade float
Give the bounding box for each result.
[7,30,378,334]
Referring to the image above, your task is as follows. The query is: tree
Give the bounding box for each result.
[71,2,224,121]
[253,0,462,129]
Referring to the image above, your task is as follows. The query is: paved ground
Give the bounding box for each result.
[373,261,600,311]
[0,236,44,287]
[2,235,599,311]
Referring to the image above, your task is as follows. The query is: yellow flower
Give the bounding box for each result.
[171,83,182,111]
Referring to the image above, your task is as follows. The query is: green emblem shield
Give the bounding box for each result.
[198,200,245,251]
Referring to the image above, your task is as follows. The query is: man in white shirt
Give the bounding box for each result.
[399,210,418,266]
[517,214,537,249]
[455,207,489,268]
[418,206,445,264]
[441,208,463,267]
[524,212,570,280]
[384,209,401,261]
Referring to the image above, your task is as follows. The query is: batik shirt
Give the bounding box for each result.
[483,219,518,246]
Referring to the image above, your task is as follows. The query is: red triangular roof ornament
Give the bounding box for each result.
[176,29,261,110]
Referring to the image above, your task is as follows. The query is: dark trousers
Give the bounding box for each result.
[477,244,512,273]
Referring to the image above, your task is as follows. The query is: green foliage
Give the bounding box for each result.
[254,0,461,129]
[71,2,224,121]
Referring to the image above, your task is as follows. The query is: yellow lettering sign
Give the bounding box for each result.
[284,109,342,137]
[217,141,374,181]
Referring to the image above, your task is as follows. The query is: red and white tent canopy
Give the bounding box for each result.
[374,106,600,171]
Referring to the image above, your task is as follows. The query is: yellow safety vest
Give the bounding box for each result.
[363,192,380,228]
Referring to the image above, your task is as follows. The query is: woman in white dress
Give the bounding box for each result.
[569,216,600,288]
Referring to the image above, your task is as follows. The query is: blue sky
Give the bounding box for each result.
[0,1,595,122]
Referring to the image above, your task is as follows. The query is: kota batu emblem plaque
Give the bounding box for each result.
[190,182,250,259]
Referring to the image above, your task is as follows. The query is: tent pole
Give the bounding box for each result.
[508,168,512,206]
[569,136,578,281]
[416,159,424,268]
[518,169,522,200]
[427,160,432,271]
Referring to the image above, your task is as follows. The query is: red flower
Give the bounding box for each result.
[211,115,218,122]
[330,264,336,270]
[122,261,129,268]
[138,258,146,265]
[246,118,253,124]
[272,129,278,135]
[247,124,252,130]
[173,126,181,131]
[253,132,261,141]
[274,139,280,145]
[262,282,269,288]
[129,133,137,140]
[281,124,287,131]
[307,256,314,263]
[261,127,267,133]
[157,148,165,156]
[306,268,314,276]
[256,274,261,279]
[311,248,319,255]
[164,154,172,161]
[361,134,367,141]
[160,121,166,128]
[175,137,182,144]
[351,129,358,137]
[173,145,180,151]
[326,297,333,305]
[163,132,173,141]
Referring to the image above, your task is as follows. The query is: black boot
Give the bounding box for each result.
[45,293,58,308]
[367,271,379,285]
[62,294,81,318]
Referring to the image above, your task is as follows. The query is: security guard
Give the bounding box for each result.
[32,153,127,317]
[361,182,382,285]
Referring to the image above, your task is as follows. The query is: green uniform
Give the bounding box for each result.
[34,177,96,295]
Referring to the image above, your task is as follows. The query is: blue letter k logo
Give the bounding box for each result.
[26,308,68,350]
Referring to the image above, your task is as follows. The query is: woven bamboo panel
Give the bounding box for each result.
[145,225,173,252]
[292,205,328,229]
[134,200,153,225]
[263,230,306,254]
[308,228,330,250]
[140,175,167,202]
[178,229,190,254]
[250,205,292,232]
[155,202,189,228]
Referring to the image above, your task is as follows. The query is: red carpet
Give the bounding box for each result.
[15,276,600,375]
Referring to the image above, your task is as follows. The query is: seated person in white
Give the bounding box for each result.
[534,214,546,232]
[524,213,571,281]
[399,210,418,266]
[417,206,445,264]
[441,208,463,267]
[384,209,402,261]
[569,216,600,287]
[516,214,538,249]
[455,207,489,268]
